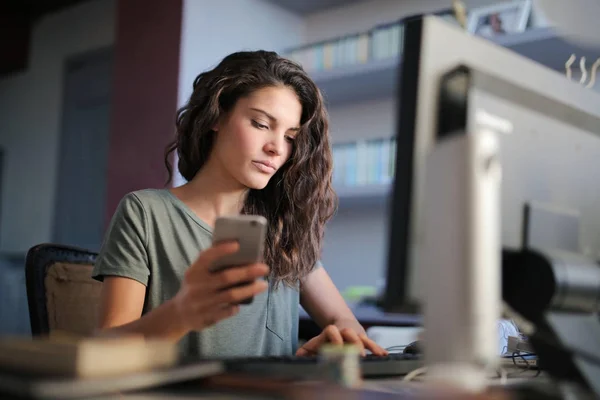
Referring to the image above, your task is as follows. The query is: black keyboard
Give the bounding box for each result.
[222,353,421,379]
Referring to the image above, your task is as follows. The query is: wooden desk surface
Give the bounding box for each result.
[102,370,535,400]
[103,377,514,400]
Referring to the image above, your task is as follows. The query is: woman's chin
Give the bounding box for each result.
[242,176,271,190]
[250,182,269,190]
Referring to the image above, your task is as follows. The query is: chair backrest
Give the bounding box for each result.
[25,244,100,336]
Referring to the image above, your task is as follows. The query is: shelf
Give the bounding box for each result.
[311,58,400,106]
[307,27,600,107]
[493,27,600,72]
[265,0,363,15]
[335,183,391,209]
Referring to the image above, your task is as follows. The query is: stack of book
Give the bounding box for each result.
[332,137,396,188]
[0,335,178,378]
[0,335,223,399]
[286,21,404,73]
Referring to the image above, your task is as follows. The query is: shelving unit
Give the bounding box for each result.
[320,25,600,208]
[334,183,391,209]
[494,26,600,71]
[311,26,600,108]
[311,57,399,106]
[265,0,363,15]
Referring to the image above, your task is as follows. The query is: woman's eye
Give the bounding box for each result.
[252,120,268,130]
[285,136,295,143]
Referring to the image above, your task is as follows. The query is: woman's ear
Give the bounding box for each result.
[212,113,226,132]
[211,117,220,132]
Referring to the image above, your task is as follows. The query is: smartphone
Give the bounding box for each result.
[210,215,268,304]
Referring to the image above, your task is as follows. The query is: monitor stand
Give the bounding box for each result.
[420,121,503,392]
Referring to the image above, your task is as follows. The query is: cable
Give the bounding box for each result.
[495,366,508,385]
[385,345,407,352]
[403,366,427,382]
[511,351,538,371]
[503,302,600,369]
[401,365,509,385]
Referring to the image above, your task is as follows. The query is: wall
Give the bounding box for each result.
[321,98,395,291]
[178,0,305,106]
[105,0,183,224]
[0,0,115,336]
[0,0,116,253]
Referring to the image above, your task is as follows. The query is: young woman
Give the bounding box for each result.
[92,50,387,359]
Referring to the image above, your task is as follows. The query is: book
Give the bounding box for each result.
[0,357,223,399]
[0,335,177,378]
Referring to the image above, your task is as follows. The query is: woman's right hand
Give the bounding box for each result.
[173,241,269,332]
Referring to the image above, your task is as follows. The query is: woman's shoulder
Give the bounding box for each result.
[125,188,171,202]
[108,189,180,229]
[118,189,173,213]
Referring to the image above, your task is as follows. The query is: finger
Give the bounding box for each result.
[296,346,314,357]
[323,325,344,345]
[359,333,388,356]
[216,279,268,304]
[295,347,310,356]
[340,328,365,356]
[295,338,322,357]
[186,242,240,279]
[211,263,270,290]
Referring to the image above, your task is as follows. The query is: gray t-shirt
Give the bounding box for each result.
[92,189,299,358]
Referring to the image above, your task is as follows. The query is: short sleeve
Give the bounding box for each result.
[92,193,150,286]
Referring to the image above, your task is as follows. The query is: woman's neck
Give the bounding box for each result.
[171,160,247,228]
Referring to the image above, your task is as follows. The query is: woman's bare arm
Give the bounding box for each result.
[96,276,188,341]
[95,243,270,341]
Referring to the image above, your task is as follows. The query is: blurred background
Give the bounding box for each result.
[0,0,593,336]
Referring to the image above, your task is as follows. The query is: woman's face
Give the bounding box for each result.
[211,85,302,190]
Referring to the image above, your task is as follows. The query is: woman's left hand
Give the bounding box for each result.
[295,325,388,357]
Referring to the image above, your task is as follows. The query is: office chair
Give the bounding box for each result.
[25,243,100,336]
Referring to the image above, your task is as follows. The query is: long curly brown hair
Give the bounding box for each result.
[164,50,337,287]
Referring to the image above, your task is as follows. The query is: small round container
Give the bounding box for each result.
[318,344,362,388]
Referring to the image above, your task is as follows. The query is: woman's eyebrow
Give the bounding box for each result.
[250,107,277,122]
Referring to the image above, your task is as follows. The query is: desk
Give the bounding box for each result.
[299,304,422,341]
[92,372,528,399]
[2,361,548,399]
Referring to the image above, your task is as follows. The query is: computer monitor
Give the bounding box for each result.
[382,14,600,313]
